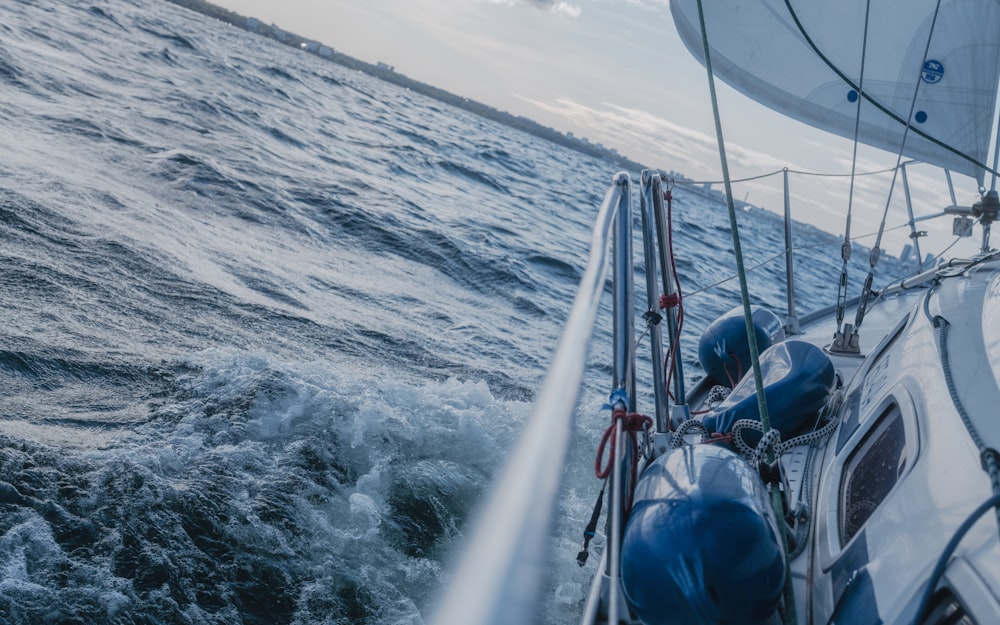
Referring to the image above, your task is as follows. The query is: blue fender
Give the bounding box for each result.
[621,444,786,625]
[698,306,785,388]
[702,339,835,438]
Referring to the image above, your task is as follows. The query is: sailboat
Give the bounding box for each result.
[431,1,1000,624]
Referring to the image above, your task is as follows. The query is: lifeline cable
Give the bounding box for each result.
[675,163,899,187]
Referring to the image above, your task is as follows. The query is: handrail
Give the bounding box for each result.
[430,173,632,625]
[613,175,636,409]
[650,174,688,414]
[639,172,671,432]
[605,171,634,625]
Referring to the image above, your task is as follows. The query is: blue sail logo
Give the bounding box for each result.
[921,60,944,84]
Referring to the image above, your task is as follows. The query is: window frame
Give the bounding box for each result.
[838,401,909,544]
[818,385,920,571]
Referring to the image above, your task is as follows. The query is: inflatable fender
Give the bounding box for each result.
[621,444,786,625]
[698,305,785,388]
[702,339,836,438]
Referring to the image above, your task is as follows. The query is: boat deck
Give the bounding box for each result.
[780,286,928,622]
[796,287,927,388]
[678,285,929,623]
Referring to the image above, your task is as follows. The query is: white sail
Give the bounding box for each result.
[670,0,1000,182]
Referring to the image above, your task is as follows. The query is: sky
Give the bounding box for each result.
[209,0,996,260]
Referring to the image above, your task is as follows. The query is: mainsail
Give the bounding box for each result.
[670,0,1000,182]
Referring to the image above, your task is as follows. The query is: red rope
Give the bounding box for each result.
[660,189,685,409]
[701,432,734,445]
[660,293,680,309]
[594,408,654,517]
[722,352,743,388]
[594,409,653,479]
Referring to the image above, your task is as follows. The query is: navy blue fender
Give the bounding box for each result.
[621,444,786,625]
[702,339,835,438]
[698,306,785,388]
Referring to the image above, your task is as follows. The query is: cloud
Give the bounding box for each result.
[621,0,669,10]
[512,95,962,247]
[552,2,582,17]
[515,95,776,181]
[482,0,582,17]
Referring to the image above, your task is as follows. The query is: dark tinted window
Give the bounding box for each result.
[839,403,907,543]
[920,590,977,625]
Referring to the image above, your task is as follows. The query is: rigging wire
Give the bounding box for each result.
[693,0,797,621]
[680,220,914,302]
[992,100,1000,192]
[693,1,771,434]
[854,0,945,332]
[836,0,872,332]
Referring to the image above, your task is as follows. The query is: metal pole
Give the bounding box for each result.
[901,163,924,271]
[782,168,800,334]
[612,178,635,410]
[991,102,1000,193]
[640,171,670,433]
[946,169,957,206]
[607,174,634,625]
[651,176,688,427]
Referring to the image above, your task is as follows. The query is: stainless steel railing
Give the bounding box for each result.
[430,172,633,625]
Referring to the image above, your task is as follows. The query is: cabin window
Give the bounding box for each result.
[839,402,907,543]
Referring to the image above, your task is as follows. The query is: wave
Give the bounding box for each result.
[0,348,530,624]
[0,0,910,622]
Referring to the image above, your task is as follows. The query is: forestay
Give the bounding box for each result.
[669,0,1000,182]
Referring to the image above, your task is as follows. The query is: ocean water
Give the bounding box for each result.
[0,1,908,624]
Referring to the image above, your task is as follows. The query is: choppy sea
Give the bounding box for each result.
[0,1,909,623]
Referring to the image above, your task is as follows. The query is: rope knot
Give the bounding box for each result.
[660,293,680,309]
[618,410,654,432]
[595,409,653,479]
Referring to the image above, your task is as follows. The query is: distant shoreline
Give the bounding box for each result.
[160,0,752,210]
[160,0,653,167]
